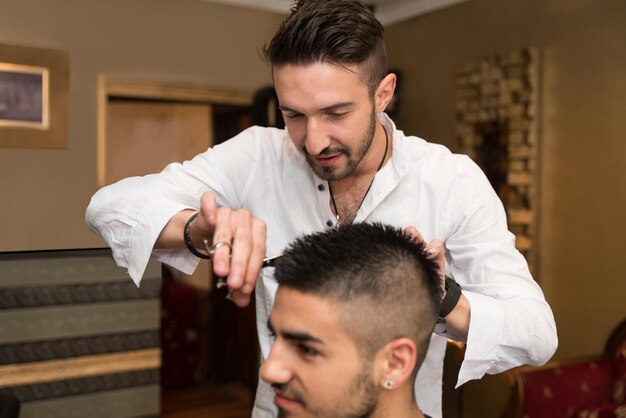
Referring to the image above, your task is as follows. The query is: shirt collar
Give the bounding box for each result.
[377,112,409,180]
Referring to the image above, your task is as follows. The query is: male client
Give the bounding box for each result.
[262,222,440,418]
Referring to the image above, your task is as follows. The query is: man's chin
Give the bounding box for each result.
[309,162,352,182]
[305,155,351,181]
[277,405,304,418]
[277,408,298,418]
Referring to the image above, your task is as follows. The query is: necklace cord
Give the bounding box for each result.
[329,127,389,224]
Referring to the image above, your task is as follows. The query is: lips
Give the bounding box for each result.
[274,392,303,409]
[312,154,341,167]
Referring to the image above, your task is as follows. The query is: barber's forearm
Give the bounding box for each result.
[442,295,470,341]
[154,209,198,249]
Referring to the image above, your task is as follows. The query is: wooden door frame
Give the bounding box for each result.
[96,76,253,187]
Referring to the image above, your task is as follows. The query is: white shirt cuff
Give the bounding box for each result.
[126,199,197,285]
[456,290,504,387]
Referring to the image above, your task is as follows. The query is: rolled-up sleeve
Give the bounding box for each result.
[85,127,265,286]
[439,157,558,387]
[85,173,200,286]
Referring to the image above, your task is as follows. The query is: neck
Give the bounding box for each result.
[372,391,424,418]
[327,122,389,224]
[360,121,391,175]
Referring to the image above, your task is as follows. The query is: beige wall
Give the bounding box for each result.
[386,0,626,363]
[0,0,282,251]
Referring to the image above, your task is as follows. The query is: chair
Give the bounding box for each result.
[501,319,626,418]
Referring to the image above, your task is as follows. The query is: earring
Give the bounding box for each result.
[383,379,394,390]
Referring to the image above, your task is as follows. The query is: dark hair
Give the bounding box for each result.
[263,0,387,95]
[274,222,441,369]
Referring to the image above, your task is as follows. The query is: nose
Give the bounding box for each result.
[304,118,330,156]
[260,343,293,385]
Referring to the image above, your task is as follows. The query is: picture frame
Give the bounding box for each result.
[0,44,69,149]
[0,63,49,129]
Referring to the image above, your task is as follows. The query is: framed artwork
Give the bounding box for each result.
[0,44,68,149]
[0,63,49,129]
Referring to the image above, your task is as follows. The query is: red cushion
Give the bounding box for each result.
[576,402,626,418]
[614,340,626,403]
[520,358,615,418]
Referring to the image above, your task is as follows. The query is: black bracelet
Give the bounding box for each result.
[183,212,211,259]
[439,275,462,319]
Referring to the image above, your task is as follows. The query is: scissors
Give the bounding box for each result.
[203,239,282,293]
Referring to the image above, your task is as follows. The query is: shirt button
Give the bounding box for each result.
[326,220,333,227]
[317,184,325,191]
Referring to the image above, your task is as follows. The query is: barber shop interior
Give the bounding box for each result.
[1,0,624,417]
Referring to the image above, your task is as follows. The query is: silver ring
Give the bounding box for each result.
[202,239,232,259]
[210,240,232,255]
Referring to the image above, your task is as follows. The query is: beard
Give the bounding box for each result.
[275,362,378,418]
[303,111,377,181]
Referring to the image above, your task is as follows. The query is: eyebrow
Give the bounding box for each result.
[267,318,325,345]
[279,102,355,114]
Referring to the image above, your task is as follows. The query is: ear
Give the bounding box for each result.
[374,73,397,113]
[374,337,417,391]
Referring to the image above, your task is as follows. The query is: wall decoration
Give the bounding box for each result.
[0,63,48,128]
[455,48,541,277]
[0,44,68,149]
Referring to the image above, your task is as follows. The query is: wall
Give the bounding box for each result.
[0,0,283,252]
[386,0,626,415]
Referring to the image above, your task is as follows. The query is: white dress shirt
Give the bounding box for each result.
[86,113,557,418]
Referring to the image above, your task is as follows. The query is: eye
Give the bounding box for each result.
[284,113,304,120]
[297,343,319,357]
[326,112,347,120]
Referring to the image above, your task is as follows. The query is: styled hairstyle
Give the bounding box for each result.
[262,0,388,95]
[273,222,441,372]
